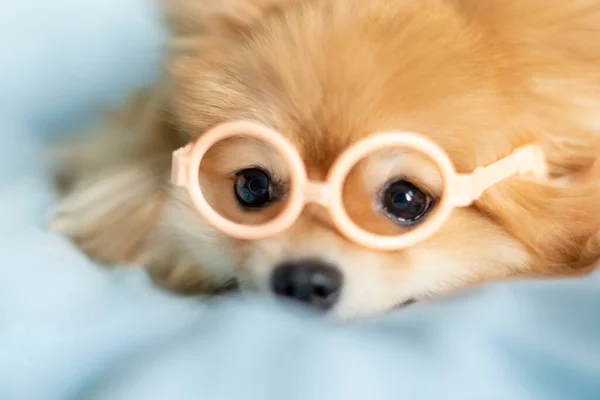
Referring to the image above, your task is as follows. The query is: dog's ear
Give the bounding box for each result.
[164,0,301,37]
[477,171,600,274]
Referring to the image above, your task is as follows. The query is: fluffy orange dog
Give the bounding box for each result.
[53,0,600,319]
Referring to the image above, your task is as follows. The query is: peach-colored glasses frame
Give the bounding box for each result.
[172,121,546,251]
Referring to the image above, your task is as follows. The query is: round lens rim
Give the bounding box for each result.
[186,121,307,240]
[326,132,457,251]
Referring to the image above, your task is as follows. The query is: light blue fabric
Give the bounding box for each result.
[1,1,599,399]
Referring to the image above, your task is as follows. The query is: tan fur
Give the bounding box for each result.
[53,0,600,318]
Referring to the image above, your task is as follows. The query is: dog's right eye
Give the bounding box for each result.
[234,168,273,209]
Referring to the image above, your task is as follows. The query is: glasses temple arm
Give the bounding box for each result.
[453,145,546,207]
[171,145,192,186]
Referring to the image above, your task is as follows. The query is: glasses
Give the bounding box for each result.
[171,121,546,251]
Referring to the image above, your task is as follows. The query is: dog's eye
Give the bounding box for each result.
[234,168,273,209]
[381,179,433,225]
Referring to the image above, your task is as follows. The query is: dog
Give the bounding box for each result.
[52,0,600,319]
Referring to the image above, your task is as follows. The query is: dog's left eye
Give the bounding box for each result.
[234,168,273,209]
[381,179,433,225]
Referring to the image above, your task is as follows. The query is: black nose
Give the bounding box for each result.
[271,260,343,310]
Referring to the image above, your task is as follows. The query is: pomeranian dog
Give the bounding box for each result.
[53,0,600,319]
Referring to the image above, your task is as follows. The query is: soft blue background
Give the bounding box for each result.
[1,1,599,399]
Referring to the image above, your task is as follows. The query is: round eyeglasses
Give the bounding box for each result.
[171,121,546,251]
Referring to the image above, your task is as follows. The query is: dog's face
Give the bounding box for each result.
[163,0,600,318]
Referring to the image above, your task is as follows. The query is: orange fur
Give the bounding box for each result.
[53,0,600,318]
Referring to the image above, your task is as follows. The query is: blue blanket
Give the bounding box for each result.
[1,1,599,399]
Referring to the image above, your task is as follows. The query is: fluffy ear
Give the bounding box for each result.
[51,87,179,265]
[164,0,301,37]
[477,174,600,274]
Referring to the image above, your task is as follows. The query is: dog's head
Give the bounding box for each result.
[162,0,600,318]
